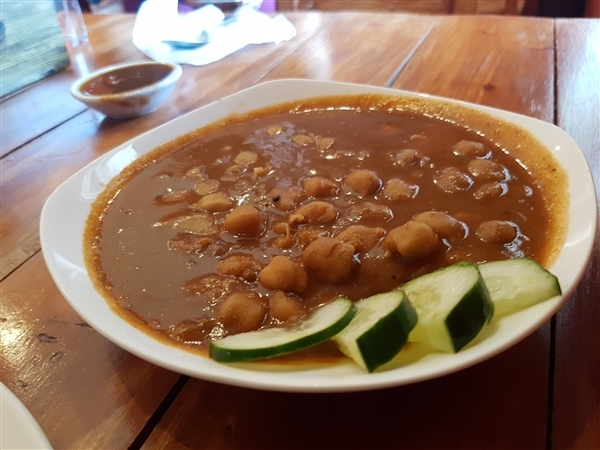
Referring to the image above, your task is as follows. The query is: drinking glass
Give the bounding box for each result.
[54,0,89,50]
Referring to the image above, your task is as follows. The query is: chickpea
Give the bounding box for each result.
[272,222,290,235]
[266,125,283,135]
[172,213,216,235]
[297,229,330,248]
[170,318,214,342]
[158,190,188,203]
[234,151,258,165]
[467,159,507,181]
[383,221,440,261]
[392,149,419,167]
[302,237,355,283]
[434,167,473,193]
[224,164,246,175]
[318,137,334,152]
[269,187,308,211]
[185,167,208,179]
[191,192,234,212]
[223,206,266,237]
[337,225,385,253]
[413,211,465,240]
[168,234,213,254]
[216,255,264,282]
[258,256,308,293]
[383,178,419,202]
[343,170,382,196]
[288,201,338,226]
[218,292,267,334]
[292,134,315,146]
[253,166,271,177]
[347,202,393,223]
[476,220,517,244]
[269,291,307,322]
[452,140,489,157]
[185,275,241,297]
[473,182,506,201]
[193,179,220,196]
[271,223,297,249]
[273,235,296,249]
[303,177,339,198]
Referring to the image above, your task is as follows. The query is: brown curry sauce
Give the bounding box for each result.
[81,63,173,96]
[84,94,568,360]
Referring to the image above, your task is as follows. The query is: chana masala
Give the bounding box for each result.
[85,94,568,361]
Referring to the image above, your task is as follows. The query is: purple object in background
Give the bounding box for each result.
[178,2,193,12]
[123,0,142,12]
[259,0,275,12]
[123,1,273,13]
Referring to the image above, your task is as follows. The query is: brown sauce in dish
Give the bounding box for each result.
[84,94,568,360]
[81,63,172,96]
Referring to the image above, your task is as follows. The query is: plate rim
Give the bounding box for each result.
[0,383,53,449]
[40,78,598,393]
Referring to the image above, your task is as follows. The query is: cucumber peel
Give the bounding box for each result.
[478,258,561,317]
[210,297,355,363]
[333,290,417,372]
[209,258,562,369]
[402,262,494,353]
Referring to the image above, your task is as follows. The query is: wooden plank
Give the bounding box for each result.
[0,253,181,449]
[143,14,555,450]
[391,14,555,120]
[391,14,555,447]
[277,0,524,14]
[0,15,135,157]
[0,0,70,97]
[263,12,437,84]
[0,12,337,280]
[0,68,86,157]
[280,0,450,13]
[551,19,600,450]
[144,338,552,449]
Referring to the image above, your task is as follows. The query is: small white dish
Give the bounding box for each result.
[71,61,182,120]
[41,79,597,393]
[0,383,53,450]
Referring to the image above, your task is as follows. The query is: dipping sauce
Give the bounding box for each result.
[80,63,173,96]
[84,94,568,359]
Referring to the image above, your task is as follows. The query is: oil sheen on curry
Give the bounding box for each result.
[85,94,567,360]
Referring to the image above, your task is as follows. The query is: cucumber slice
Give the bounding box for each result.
[403,262,494,353]
[478,258,561,317]
[333,291,417,372]
[209,297,355,363]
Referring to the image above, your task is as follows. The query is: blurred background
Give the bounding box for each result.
[81,0,599,18]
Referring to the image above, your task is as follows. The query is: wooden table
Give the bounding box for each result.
[1,11,598,450]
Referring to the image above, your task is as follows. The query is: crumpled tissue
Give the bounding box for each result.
[132,0,296,66]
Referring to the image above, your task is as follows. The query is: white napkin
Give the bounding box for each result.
[132,0,296,66]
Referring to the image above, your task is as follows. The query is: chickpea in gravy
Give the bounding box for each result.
[84,94,567,360]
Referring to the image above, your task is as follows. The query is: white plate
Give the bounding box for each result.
[40,79,597,393]
[0,383,53,450]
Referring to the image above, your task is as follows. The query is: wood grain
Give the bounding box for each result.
[0,15,135,157]
[143,337,551,450]
[2,11,598,450]
[277,0,525,14]
[391,14,555,120]
[263,12,437,84]
[0,253,181,449]
[0,1,70,97]
[144,14,556,450]
[278,0,451,13]
[551,19,600,450]
[452,0,525,14]
[0,13,335,281]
